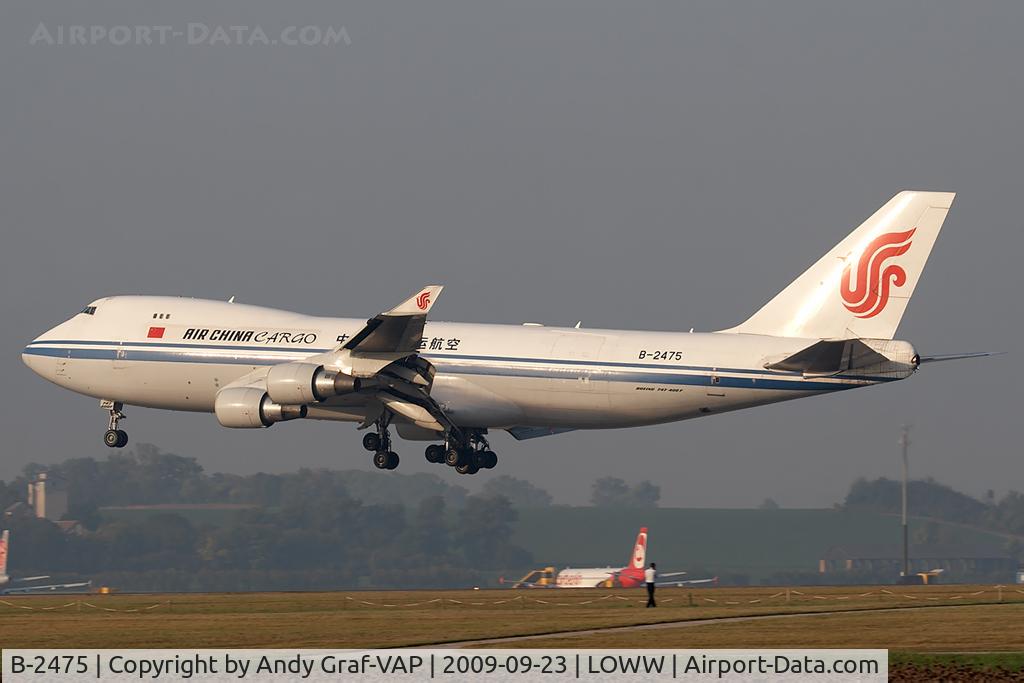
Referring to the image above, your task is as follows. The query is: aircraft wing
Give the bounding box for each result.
[499,578,552,589]
[232,286,460,437]
[507,426,577,441]
[645,569,718,586]
[337,286,453,433]
[3,580,91,595]
[656,576,718,587]
[341,286,443,355]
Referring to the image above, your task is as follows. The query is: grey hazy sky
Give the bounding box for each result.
[1,1,1020,507]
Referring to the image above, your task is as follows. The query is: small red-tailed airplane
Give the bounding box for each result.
[509,527,717,589]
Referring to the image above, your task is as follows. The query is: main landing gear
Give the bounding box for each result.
[362,415,399,470]
[101,400,128,448]
[425,432,497,475]
[361,417,497,475]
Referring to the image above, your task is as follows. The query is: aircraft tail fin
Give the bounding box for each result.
[721,191,955,340]
[629,527,648,571]
[0,530,9,581]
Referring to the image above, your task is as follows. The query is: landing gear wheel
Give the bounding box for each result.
[482,450,497,469]
[385,451,400,470]
[425,444,444,464]
[455,461,479,475]
[444,448,463,467]
[362,433,381,452]
[372,451,390,469]
[472,450,487,469]
[102,401,128,448]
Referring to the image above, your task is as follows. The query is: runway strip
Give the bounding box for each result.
[432,603,1010,648]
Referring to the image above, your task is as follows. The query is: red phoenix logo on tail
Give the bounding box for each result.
[415,291,431,310]
[840,228,916,319]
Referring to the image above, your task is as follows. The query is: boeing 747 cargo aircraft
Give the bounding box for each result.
[23,191,988,474]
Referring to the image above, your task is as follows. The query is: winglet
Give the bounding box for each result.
[385,286,443,316]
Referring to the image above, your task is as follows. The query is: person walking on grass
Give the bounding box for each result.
[645,562,657,607]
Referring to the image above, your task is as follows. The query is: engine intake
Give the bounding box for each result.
[215,387,307,428]
[265,363,361,405]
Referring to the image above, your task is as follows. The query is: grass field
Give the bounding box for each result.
[2,585,1023,654]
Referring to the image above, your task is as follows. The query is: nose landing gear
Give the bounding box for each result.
[101,400,128,448]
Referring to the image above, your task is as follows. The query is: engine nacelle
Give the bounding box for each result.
[265,363,361,405]
[215,387,307,428]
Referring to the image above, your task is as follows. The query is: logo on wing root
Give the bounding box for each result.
[840,228,916,319]
[415,291,431,310]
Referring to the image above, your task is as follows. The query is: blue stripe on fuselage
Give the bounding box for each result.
[21,341,895,392]
[22,338,885,380]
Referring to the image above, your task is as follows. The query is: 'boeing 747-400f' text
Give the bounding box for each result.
[23,191,990,474]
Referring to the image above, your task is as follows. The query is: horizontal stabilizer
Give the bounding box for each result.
[765,339,890,375]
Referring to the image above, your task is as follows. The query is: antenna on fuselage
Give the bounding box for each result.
[227,296,235,304]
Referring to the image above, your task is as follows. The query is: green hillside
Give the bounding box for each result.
[512,507,1010,581]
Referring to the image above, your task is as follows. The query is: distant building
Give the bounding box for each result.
[820,544,1014,576]
[26,472,68,521]
[3,501,33,520]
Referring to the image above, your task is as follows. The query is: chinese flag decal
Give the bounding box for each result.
[147,327,165,339]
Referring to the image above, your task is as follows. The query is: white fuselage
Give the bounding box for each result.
[22,296,906,434]
[554,567,619,588]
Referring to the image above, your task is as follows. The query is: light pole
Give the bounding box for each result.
[898,425,910,578]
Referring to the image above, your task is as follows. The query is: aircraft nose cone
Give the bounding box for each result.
[22,340,46,376]
[22,330,61,380]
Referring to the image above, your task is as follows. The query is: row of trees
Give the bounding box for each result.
[844,477,1024,537]
[3,444,661,515]
[0,446,663,590]
[3,491,530,591]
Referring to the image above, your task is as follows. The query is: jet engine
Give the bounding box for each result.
[215,387,307,428]
[265,363,362,405]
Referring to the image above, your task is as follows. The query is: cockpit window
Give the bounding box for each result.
[81,306,97,315]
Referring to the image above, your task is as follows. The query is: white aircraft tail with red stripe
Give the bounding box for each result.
[722,191,955,340]
[0,530,9,584]
[629,527,648,571]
